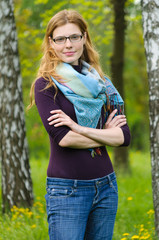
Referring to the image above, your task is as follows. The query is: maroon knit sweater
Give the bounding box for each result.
[34,67,131,180]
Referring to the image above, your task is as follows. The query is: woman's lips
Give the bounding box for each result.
[64,52,75,56]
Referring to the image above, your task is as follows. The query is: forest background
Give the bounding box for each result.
[14,0,149,159]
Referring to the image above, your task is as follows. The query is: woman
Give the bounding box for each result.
[29,9,130,240]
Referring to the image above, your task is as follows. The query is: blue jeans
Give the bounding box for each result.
[45,172,118,240]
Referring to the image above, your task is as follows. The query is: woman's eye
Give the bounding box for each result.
[56,37,65,42]
[71,35,79,40]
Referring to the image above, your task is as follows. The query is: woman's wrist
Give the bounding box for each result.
[73,124,87,135]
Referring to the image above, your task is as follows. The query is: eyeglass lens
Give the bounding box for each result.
[53,34,83,44]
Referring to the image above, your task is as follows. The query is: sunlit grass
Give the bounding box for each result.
[113,151,156,239]
[0,151,157,239]
[0,197,48,240]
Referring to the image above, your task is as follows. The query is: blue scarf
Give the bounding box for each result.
[51,60,124,129]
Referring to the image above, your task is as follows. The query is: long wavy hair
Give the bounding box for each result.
[28,9,106,109]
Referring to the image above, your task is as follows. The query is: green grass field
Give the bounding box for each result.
[0,151,157,240]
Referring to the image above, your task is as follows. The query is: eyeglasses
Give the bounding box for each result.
[52,34,83,45]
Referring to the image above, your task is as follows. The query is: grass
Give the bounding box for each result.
[0,151,157,240]
[113,151,156,239]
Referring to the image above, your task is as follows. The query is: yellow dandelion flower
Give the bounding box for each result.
[11,215,16,221]
[123,233,130,236]
[33,201,43,209]
[127,197,133,201]
[26,211,33,218]
[143,233,150,239]
[147,209,154,215]
[139,227,144,232]
[31,224,36,229]
[140,235,150,240]
[121,238,127,240]
[11,205,19,213]
[131,235,139,239]
[11,206,16,212]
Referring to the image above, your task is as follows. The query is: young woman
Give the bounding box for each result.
[29,9,131,240]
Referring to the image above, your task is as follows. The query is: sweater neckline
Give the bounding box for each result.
[72,64,82,73]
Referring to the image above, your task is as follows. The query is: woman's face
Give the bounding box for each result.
[50,23,86,65]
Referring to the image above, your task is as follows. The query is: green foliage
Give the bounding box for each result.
[40,0,70,27]
[0,152,156,239]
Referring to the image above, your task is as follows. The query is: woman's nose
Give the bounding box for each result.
[65,38,73,47]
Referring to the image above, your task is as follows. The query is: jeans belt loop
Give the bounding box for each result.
[107,174,112,186]
[74,180,78,188]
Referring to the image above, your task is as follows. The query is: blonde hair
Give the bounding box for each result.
[28,9,105,109]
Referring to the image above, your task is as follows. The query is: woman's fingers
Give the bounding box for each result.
[47,110,69,126]
[106,109,117,124]
[48,109,63,119]
[50,109,61,114]
[112,116,126,127]
[47,113,60,122]
[47,109,78,130]
[110,115,126,125]
[48,117,63,126]
[105,111,127,129]
[117,120,127,128]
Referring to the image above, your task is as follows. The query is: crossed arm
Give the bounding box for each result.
[47,109,127,148]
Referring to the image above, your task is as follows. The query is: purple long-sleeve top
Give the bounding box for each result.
[34,72,131,180]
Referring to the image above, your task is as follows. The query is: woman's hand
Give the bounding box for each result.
[104,109,127,129]
[47,109,80,133]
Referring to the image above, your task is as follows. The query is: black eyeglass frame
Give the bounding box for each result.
[52,34,83,44]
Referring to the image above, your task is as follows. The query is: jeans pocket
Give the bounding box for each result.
[110,179,118,194]
[47,185,74,199]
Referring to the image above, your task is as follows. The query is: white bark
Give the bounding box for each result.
[0,0,33,212]
[141,0,159,237]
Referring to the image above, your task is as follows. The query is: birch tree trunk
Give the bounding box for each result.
[111,0,129,170]
[141,0,159,237]
[0,0,34,212]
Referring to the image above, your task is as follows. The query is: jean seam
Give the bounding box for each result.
[110,180,118,194]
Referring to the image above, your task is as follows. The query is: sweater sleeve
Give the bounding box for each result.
[120,124,131,147]
[34,77,70,144]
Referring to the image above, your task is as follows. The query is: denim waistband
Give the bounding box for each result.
[46,172,116,188]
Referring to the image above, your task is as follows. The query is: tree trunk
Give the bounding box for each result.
[0,0,34,212]
[141,0,159,237]
[111,0,129,170]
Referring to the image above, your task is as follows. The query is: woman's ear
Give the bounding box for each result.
[83,32,87,45]
[49,36,54,49]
